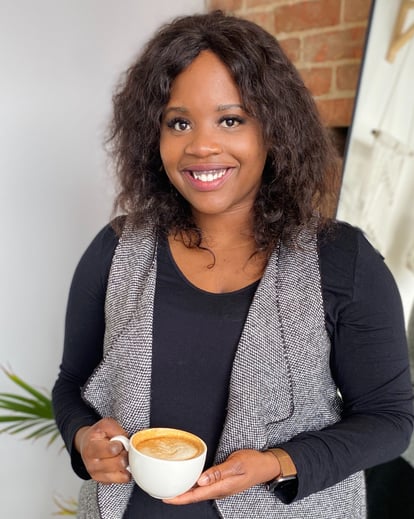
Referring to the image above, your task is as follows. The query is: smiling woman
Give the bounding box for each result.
[52,10,413,519]
[160,51,267,226]
[159,50,269,292]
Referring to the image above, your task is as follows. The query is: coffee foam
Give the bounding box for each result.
[134,435,203,461]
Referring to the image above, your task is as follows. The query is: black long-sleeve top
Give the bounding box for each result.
[52,221,413,518]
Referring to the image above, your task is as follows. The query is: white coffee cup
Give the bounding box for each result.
[110,427,207,499]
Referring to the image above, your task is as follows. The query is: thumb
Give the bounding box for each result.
[197,458,243,486]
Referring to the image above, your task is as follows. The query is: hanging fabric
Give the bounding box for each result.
[355,42,414,253]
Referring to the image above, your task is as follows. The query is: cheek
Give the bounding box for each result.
[159,134,167,162]
[237,137,267,167]
[159,144,181,188]
[159,137,176,170]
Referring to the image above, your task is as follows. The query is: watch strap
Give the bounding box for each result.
[265,448,297,492]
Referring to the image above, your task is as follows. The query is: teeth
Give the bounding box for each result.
[191,169,227,182]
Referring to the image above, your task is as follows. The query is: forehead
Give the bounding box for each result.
[167,50,242,106]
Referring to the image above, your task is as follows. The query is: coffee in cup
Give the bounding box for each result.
[132,429,205,461]
[110,427,207,499]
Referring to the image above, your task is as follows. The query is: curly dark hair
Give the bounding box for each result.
[108,10,338,250]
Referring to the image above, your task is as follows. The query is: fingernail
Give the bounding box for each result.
[110,443,122,455]
[198,474,210,485]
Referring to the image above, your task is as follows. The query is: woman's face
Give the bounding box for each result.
[160,50,267,222]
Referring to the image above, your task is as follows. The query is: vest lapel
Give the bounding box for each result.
[82,222,157,519]
[215,243,294,463]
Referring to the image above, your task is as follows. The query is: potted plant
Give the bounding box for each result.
[0,367,77,516]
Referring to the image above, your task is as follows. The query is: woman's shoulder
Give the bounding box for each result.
[74,218,122,285]
[317,220,386,297]
[88,218,121,257]
[89,215,156,265]
[319,220,367,252]
[318,219,382,262]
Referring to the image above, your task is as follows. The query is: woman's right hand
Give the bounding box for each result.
[74,417,131,484]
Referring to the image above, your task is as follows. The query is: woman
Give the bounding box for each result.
[52,11,413,519]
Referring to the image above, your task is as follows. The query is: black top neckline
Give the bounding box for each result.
[160,234,261,297]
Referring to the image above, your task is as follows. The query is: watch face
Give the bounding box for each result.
[266,475,298,493]
[266,476,298,501]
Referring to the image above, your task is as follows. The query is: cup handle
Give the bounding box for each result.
[110,435,130,451]
[110,435,131,472]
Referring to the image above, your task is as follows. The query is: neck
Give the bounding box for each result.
[192,210,256,250]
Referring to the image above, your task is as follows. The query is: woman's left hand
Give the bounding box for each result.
[163,449,280,505]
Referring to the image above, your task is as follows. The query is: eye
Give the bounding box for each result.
[166,117,191,132]
[220,116,244,128]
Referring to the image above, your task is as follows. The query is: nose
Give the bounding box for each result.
[184,126,222,157]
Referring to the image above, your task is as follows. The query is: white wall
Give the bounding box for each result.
[337,0,414,323]
[0,1,204,517]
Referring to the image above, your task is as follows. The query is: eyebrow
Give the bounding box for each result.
[217,104,244,111]
[163,103,245,116]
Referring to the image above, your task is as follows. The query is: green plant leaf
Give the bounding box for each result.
[0,367,58,444]
[0,422,29,434]
[1,418,46,434]
[48,429,62,447]
[0,398,52,417]
[1,367,51,405]
[25,422,59,441]
[0,392,43,405]
[0,415,34,422]
[1,367,71,515]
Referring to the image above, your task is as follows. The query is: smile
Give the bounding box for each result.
[190,169,227,182]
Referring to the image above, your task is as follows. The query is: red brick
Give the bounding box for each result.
[245,0,281,7]
[299,67,333,96]
[303,26,368,62]
[279,37,301,63]
[343,0,372,23]
[274,0,341,33]
[241,11,275,33]
[336,63,361,91]
[249,0,289,3]
[316,97,355,126]
[207,0,243,11]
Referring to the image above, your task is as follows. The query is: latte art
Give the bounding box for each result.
[134,435,203,461]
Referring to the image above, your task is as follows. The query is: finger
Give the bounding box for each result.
[107,439,125,457]
[163,485,218,505]
[87,429,107,441]
[87,452,130,484]
[94,417,128,438]
[85,438,125,460]
[165,459,246,505]
[87,449,129,472]
[92,468,131,484]
[163,481,232,505]
[197,458,244,486]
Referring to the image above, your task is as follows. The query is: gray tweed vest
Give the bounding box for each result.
[77,221,365,518]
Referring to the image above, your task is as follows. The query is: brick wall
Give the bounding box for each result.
[206,0,373,128]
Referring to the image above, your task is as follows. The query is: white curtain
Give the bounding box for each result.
[337,41,414,323]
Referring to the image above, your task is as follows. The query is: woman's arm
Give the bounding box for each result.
[278,225,414,500]
[52,224,119,478]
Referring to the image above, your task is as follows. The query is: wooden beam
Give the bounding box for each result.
[387,0,414,62]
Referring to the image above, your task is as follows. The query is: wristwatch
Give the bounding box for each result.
[265,448,298,493]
